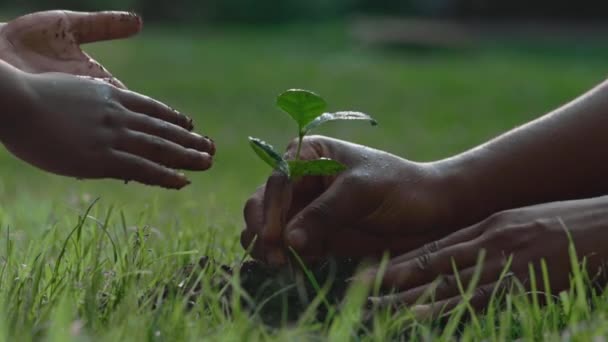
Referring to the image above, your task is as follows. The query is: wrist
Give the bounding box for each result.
[431,153,490,230]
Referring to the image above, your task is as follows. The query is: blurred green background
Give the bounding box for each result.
[0,2,607,339]
[10,0,608,23]
[0,0,607,274]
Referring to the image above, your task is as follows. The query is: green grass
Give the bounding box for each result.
[1,22,608,340]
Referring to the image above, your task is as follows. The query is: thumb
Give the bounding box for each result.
[66,11,142,44]
[6,11,142,44]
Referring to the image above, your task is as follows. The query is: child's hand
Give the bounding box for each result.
[0,70,215,189]
[0,10,141,88]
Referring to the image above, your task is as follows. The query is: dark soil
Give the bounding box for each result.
[155,257,362,325]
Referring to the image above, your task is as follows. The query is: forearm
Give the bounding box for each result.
[0,59,29,141]
[439,79,608,227]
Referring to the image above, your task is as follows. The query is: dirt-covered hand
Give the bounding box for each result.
[0,10,141,88]
[242,135,455,266]
[361,196,608,319]
[0,71,215,189]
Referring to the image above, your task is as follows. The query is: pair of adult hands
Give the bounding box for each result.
[242,136,608,316]
[0,10,214,188]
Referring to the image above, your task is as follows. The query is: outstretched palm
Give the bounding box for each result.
[0,10,142,88]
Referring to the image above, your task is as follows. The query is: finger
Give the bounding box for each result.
[388,223,486,266]
[281,136,334,226]
[380,260,516,305]
[364,240,484,291]
[322,229,414,262]
[65,11,142,44]
[117,89,194,131]
[115,130,212,171]
[107,149,189,189]
[286,175,326,220]
[124,111,215,155]
[242,186,266,260]
[244,187,265,235]
[261,172,292,266]
[284,178,361,255]
[372,280,503,320]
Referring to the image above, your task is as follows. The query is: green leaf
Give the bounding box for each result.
[248,137,290,176]
[304,111,378,133]
[277,89,327,130]
[288,158,347,178]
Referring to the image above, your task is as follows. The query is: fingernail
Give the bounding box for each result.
[180,174,191,187]
[202,135,216,156]
[187,117,194,130]
[287,229,307,250]
[347,271,374,285]
[198,152,212,170]
[266,250,286,267]
[411,305,433,320]
[367,296,382,306]
[171,179,189,190]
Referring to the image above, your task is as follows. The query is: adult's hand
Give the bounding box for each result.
[0,66,215,189]
[362,196,608,319]
[242,135,461,266]
[0,10,141,87]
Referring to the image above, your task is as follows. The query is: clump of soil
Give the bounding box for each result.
[157,257,362,325]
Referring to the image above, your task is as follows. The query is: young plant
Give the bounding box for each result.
[249,89,377,179]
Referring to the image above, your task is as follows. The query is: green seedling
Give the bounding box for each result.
[249,89,377,179]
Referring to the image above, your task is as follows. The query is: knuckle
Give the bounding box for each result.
[101,114,117,129]
[338,172,370,191]
[486,226,507,241]
[303,134,326,143]
[100,107,123,128]
[303,135,327,151]
[101,81,119,97]
[500,272,517,292]
[438,274,455,292]
[473,286,490,300]
[481,211,516,239]
[529,218,552,234]
[285,135,328,161]
[285,138,300,158]
[287,137,300,148]
[307,201,332,221]
[516,219,554,248]
[422,241,441,255]
[149,136,166,152]
[414,253,433,273]
[156,119,173,133]
[484,211,510,227]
